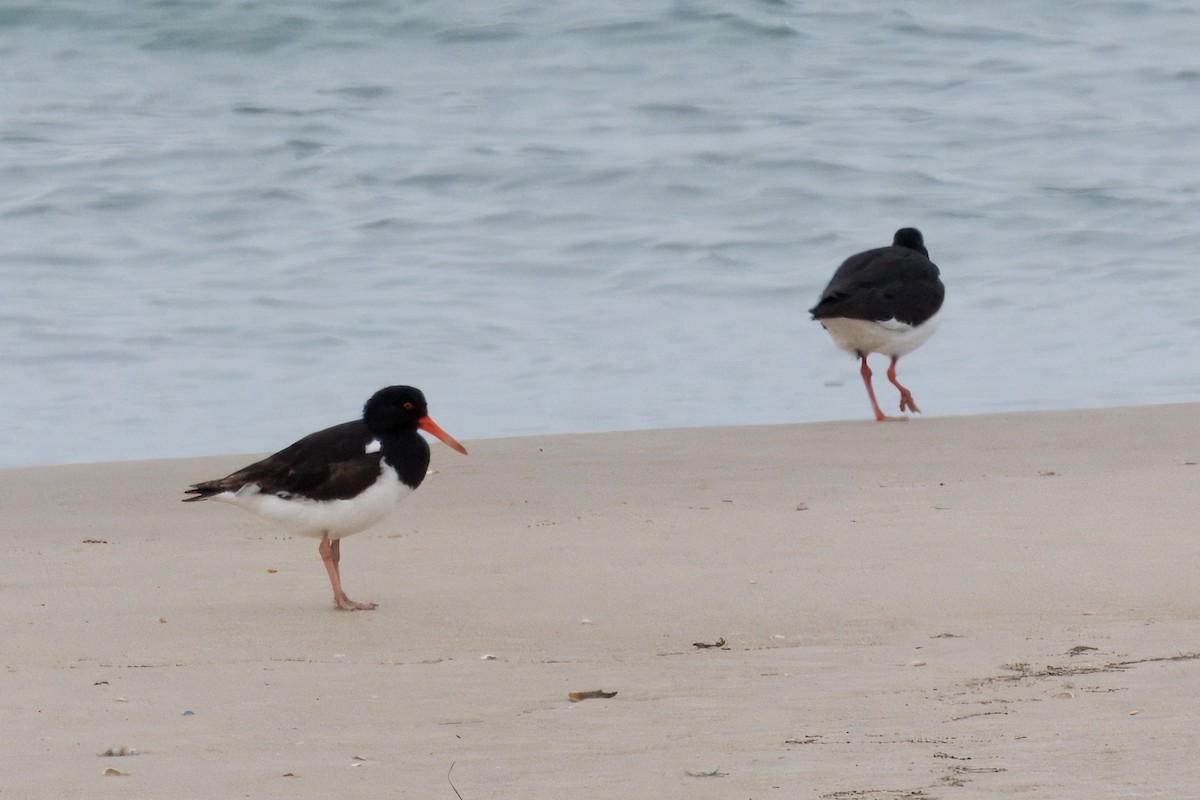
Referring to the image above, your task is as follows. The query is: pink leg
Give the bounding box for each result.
[886,356,921,414]
[859,355,887,422]
[319,536,377,611]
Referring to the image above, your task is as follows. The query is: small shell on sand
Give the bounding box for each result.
[98,746,138,757]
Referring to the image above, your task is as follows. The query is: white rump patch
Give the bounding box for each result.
[819,309,941,358]
[364,438,382,454]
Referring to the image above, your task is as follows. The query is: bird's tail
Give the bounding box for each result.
[182,481,223,502]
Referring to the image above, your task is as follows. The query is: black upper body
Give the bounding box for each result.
[183,386,433,503]
[809,228,944,326]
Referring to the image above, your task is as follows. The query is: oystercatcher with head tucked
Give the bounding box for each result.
[183,385,467,610]
[810,228,945,421]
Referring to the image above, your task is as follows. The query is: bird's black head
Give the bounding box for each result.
[362,385,469,455]
[892,227,928,257]
[363,385,428,436]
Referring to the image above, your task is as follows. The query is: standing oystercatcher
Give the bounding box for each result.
[810,228,945,421]
[183,385,467,610]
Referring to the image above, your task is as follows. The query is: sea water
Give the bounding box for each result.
[2,1,1199,466]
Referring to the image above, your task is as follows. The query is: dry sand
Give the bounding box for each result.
[2,404,1200,798]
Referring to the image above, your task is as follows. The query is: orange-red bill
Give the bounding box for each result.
[418,416,468,455]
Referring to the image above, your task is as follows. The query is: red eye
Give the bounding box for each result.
[403,402,414,410]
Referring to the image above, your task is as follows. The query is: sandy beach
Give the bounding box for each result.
[2,404,1199,798]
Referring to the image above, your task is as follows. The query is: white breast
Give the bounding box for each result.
[213,463,412,540]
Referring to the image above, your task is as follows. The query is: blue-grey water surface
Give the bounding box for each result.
[3,1,1200,467]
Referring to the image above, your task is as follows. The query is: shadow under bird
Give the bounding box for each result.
[810,227,945,421]
[183,385,467,610]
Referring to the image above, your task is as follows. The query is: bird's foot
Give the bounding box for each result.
[334,595,378,611]
[875,414,910,422]
[898,392,922,414]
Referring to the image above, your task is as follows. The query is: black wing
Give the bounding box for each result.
[809,246,944,326]
[183,420,384,502]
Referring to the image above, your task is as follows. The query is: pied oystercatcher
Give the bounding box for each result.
[810,228,945,421]
[183,385,467,610]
